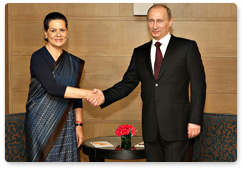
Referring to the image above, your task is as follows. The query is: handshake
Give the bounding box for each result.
[86,89,105,107]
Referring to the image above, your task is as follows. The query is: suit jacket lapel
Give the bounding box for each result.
[144,41,155,80]
[157,35,177,81]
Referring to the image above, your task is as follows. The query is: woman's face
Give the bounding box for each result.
[44,19,68,48]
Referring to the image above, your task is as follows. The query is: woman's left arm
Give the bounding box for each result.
[74,108,84,148]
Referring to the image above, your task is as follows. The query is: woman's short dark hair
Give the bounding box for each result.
[43,12,68,41]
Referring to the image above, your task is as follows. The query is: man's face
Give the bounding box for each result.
[147,7,173,40]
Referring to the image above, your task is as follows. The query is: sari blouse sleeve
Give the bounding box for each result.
[73,99,83,109]
[30,52,67,98]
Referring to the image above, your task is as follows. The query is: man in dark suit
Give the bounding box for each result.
[88,4,206,162]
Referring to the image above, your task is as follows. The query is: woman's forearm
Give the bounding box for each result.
[64,86,92,99]
[74,108,83,122]
[64,86,104,106]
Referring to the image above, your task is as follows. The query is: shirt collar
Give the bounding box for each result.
[152,33,171,47]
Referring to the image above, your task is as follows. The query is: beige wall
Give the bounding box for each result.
[5,3,237,162]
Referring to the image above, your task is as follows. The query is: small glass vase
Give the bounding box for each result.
[121,134,131,150]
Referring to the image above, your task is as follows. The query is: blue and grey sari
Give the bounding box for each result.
[25,50,84,162]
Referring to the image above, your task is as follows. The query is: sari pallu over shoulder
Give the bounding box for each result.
[25,51,85,162]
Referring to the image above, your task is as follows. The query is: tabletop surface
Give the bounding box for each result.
[82,136,145,160]
[83,136,144,151]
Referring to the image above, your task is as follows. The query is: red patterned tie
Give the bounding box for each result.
[154,42,163,80]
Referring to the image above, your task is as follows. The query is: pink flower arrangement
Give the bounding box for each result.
[115,124,136,137]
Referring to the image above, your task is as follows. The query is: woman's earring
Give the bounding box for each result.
[44,35,48,41]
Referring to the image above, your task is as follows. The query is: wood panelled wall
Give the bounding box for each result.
[5,3,237,162]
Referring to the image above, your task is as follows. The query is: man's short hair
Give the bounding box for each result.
[147,4,172,20]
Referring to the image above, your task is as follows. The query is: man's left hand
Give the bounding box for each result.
[187,123,201,139]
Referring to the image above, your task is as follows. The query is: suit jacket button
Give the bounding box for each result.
[155,83,158,87]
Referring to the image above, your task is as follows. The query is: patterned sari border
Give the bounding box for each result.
[37,100,73,162]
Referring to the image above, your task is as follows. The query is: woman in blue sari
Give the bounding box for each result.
[25,12,102,162]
